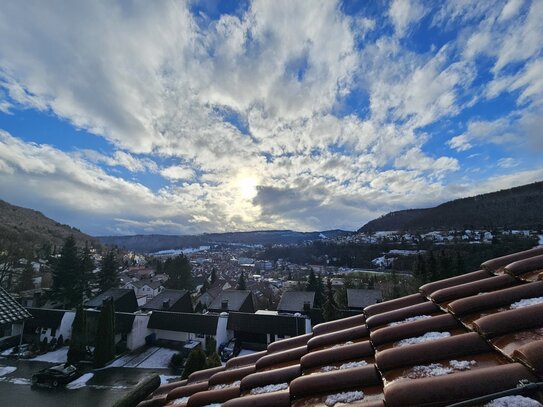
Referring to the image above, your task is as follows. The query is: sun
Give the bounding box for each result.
[237,176,258,200]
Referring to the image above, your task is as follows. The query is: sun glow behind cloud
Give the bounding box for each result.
[0,0,542,235]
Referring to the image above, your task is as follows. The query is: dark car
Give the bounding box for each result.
[31,364,80,388]
[220,338,241,362]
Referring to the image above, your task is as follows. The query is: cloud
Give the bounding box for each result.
[388,0,428,37]
[497,157,519,168]
[0,1,542,234]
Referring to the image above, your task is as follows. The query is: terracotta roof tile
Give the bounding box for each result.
[143,247,543,407]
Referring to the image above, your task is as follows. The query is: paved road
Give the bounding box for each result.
[0,357,172,406]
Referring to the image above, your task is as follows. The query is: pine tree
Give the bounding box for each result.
[164,255,194,290]
[98,251,119,293]
[182,348,207,379]
[18,263,35,292]
[79,245,95,299]
[94,298,116,368]
[51,236,84,308]
[210,268,217,285]
[322,278,339,321]
[237,271,247,290]
[68,306,87,364]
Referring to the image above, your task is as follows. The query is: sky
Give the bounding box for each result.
[0,0,542,236]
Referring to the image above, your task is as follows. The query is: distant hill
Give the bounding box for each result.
[98,229,351,253]
[0,199,98,251]
[359,181,543,233]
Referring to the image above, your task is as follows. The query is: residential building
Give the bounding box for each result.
[84,288,139,313]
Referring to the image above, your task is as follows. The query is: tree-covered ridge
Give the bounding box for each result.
[0,198,98,251]
[359,181,543,232]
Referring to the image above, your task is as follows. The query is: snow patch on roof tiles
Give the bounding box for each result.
[321,360,368,372]
[388,315,433,326]
[408,363,453,378]
[172,396,189,405]
[332,340,354,348]
[249,382,288,394]
[396,331,451,347]
[325,390,365,406]
[485,395,543,407]
[211,380,240,390]
[449,359,476,370]
[510,297,543,309]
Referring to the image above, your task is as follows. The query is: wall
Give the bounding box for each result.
[215,313,230,350]
[39,311,75,342]
[127,314,150,350]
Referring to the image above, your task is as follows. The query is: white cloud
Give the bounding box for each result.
[388,0,428,37]
[497,157,519,168]
[160,166,195,181]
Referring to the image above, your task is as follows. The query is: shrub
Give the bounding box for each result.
[182,348,207,379]
[57,335,64,347]
[206,352,221,368]
[40,337,49,353]
[170,352,185,368]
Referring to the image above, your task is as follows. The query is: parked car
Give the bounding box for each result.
[31,364,80,388]
[220,338,241,362]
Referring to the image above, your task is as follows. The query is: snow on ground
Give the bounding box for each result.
[0,376,31,385]
[539,235,543,245]
[123,347,161,368]
[250,383,288,395]
[510,297,543,309]
[389,315,432,327]
[31,347,68,363]
[66,373,94,390]
[396,332,451,347]
[1,347,15,356]
[160,375,181,384]
[485,395,543,407]
[137,347,178,369]
[325,391,364,406]
[0,366,16,376]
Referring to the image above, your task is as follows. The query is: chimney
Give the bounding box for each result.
[162,298,170,309]
[221,299,229,310]
[303,301,311,312]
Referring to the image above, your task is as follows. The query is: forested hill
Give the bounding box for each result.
[359,181,543,232]
[0,199,98,251]
[98,230,351,253]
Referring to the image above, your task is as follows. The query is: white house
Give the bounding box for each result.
[123,279,164,299]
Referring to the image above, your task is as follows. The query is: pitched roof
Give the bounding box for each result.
[277,291,315,312]
[139,245,543,407]
[346,288,383,309]
[208,290,253,312]
[26,307,65,329]
[141,289,191,312]
[227,312,307,337]
[0,286,32,324]
[84,288,138,313]
[84,309,136,334]
[148,311,218,336]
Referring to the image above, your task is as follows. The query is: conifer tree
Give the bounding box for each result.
[18,263,35,292]
[164,255,194,290]
[68,306,87,364]
[79,245,95,298]
[237,271,247,290]
[51,236,84,308]
[98,250,119,293]
[94,298,116,368]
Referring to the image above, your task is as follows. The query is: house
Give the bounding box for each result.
[208,290,255,313]
[84,288,139,313]
[25,307,75,342]
[346,288,383,310]
[123,279,164,299]
[140,245,543,407]
[84,309,148,350]
[226,312,309,350]
[277,291,316,314]
[147,311,223,350]
[196,285,223,308]
[0,286,32,349]
[141,289,193,313]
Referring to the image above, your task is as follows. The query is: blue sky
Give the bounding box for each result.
[0,0,542,236]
